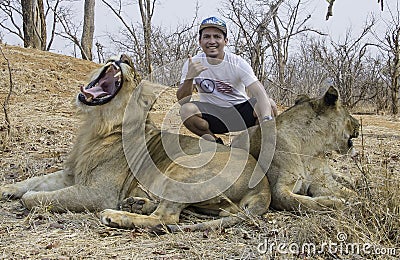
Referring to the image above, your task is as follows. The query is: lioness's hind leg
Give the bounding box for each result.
[119,197,158,215]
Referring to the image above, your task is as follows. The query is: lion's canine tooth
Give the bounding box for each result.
[114,71,121,78]
[105,62,112,67]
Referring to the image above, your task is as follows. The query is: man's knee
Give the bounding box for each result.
[180,103,201,121]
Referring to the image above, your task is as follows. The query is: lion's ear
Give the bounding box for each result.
[323,86,339,106]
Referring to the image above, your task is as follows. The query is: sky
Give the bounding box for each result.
[93,0,394,55]
[142,0,389,36]
[2,0,395,56]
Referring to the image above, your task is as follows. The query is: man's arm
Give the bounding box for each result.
[176,56,208,105]
[247,81,277,121]
[177,79,195,104]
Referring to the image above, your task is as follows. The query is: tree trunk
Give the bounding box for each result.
[81,0,95,60]
[390,27,400,115]
[391,52,399,115]
[139,0,154,74]
[21,0,46,50]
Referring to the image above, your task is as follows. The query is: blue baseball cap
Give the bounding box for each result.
[199,16,227,36]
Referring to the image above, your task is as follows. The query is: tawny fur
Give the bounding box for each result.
[0,56,271,232]
[232,86,359,211]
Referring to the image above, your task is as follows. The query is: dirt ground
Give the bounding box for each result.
[0,44,399,259]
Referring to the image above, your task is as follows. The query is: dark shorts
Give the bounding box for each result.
[192,98,257,134]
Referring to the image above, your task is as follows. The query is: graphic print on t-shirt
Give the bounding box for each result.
[195,78,233,94]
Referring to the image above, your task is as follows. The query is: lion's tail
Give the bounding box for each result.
[165,214,245,233]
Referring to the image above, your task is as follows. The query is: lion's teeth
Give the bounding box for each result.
[105,62,112,67]
[112,62,119,69]
[86,96,93,102]
[114,71,121,78]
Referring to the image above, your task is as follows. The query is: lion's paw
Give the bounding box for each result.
[100,209,135,229]
[119,197,158,215]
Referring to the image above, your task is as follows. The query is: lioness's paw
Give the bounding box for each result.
[314,196,345,209]
[119,197,158,215]
[0,185,24,200]
[100,209,135,229]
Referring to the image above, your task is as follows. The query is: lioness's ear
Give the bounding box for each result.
[323,86,339,106]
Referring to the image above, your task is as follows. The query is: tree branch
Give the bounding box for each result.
[0,45,13,149]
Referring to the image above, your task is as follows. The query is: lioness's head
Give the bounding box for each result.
[284,86,359,155]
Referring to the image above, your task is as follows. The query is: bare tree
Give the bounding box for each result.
[138,0,156,74]
[0,0,84,53]
[101,0,145,69]
[52,0,91,58]
[266,0,326,103]
[221,0,285,83]
[380,4,400,115]
[45,0,61,51]
[0,0,24,42]
[311,19,378,108]
[221,0,323,104]
[325,0,385,20]
[21,0,47,49]
[0,45,13,150]
[81,0,95,60]
[102,0,199,76]
[220,0,283,83]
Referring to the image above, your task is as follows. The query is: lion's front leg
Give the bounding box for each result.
[100,209,163,229]
[101,200,186,229]
[0,170,74,200]
[21,184,119,212]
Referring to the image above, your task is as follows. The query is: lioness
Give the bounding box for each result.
[232,86,360,211]
[0,55,271,231]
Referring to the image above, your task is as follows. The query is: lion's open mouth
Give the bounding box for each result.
[78,60,123,106]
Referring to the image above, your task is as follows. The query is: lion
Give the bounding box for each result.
[0,54,271,232]
[232,86,360,211]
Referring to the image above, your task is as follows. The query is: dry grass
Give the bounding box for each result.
[0,44,399,259]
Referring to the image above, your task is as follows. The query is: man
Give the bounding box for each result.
[177,16,276,144]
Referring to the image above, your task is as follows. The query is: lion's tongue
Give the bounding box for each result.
[81,85,108,99]
[81,70,117,99]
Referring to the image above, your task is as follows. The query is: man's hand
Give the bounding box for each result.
[185,55,208,80]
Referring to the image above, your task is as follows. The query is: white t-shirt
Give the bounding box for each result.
[180,52,258,107]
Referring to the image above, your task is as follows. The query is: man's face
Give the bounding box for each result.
[199,27,227,59]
